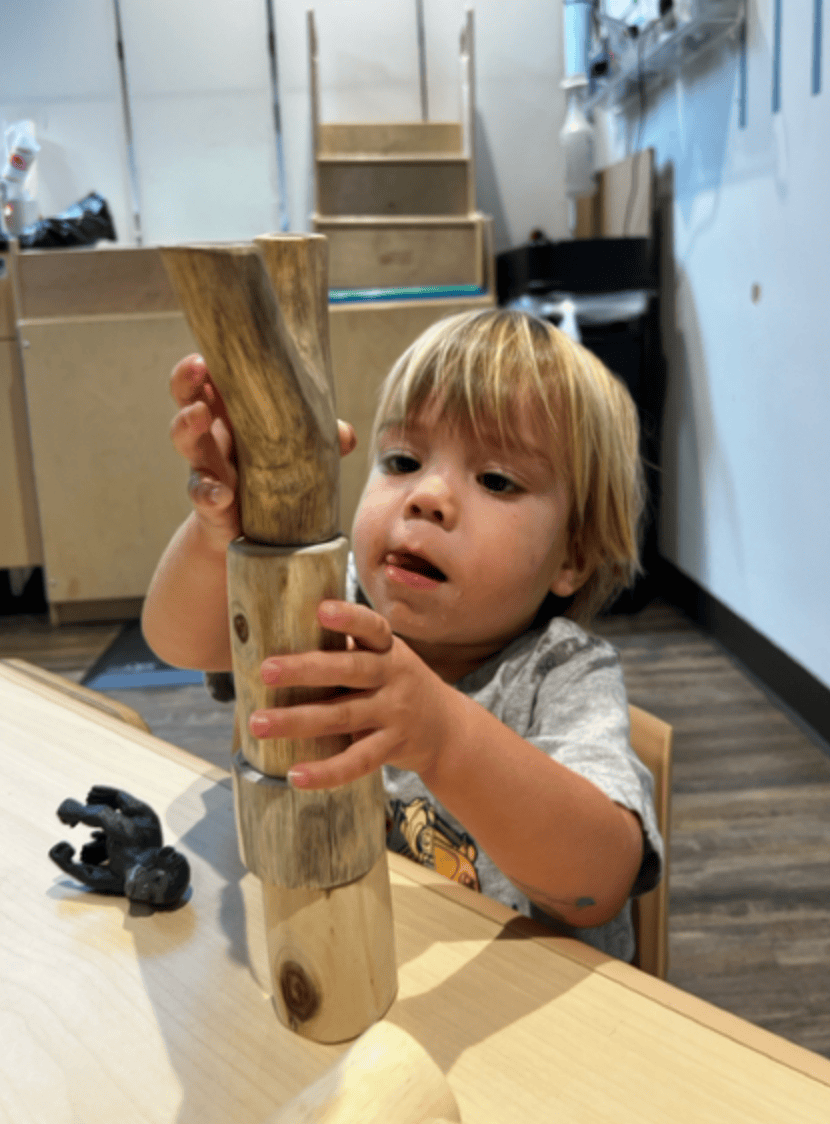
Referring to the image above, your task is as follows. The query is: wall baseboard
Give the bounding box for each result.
[656,558,830,753]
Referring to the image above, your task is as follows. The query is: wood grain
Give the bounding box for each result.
[254,234,335,401]
[160,243,339,545]
[317,122,463,156]
[313,215,485,290]
[263,851,398,1043]
[316,158,471,218]
[226,537,351,775]
[18,312,196,603]
[232,751,385,890]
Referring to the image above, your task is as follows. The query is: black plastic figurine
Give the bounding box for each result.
[49,785,190,906]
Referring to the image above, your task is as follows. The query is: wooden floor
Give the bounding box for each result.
[3,597,829,1059]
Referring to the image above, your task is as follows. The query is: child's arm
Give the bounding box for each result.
[142,354,357,671]
[141,355,240,670]
[246,600,644,929]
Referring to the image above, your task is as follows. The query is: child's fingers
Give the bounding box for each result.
[249,690,376,742]
[260,647,385,690]
[171,402,237,487]
[337,420,357,457]
[287,731,389,790]
[170,354,209,408]
[170,400,211,455]
[187,471,235,513]
[316,600,394,654]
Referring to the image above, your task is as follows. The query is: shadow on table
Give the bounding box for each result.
[385,883,595,1075]
[57,771,596,1120]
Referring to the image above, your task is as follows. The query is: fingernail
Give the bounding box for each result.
[209,483,230,505]
[250,715,269,737]
[319,601,338,619]
[261,662,281,685]
[287,767,310,789]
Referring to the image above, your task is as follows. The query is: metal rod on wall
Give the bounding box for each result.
[415,0,429,121]
[265,0,290,231]
[112,0,142,244]
[813,0,823,96]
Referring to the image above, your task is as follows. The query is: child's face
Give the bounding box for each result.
[352,396,583,676]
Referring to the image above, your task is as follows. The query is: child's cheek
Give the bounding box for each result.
[350,498,378,591]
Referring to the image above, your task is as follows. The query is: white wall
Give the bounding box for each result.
[599,0,830,689]
[1,1,568,250]
[118,0,283,244]
[0,0,136,244]
[5,2,826,692]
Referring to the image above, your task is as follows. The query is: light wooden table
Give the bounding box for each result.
[3,658,830,1124]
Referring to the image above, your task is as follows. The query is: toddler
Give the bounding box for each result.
[143,308,663,961]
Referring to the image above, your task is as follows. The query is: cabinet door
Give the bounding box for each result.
[0,338,43,569]
[20,313,195,610]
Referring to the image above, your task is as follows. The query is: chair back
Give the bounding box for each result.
[628,703,673,978]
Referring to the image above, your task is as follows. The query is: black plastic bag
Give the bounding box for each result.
[17,192,117,249]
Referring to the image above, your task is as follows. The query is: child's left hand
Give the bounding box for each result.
[248,601,458,789]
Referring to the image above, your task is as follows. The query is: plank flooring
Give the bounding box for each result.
[2,597,829,1058]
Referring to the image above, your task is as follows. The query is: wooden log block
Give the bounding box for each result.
[264,852,398,1043]
[160,235,397,1043]
[254,233,334,399]
[160,242,339,545]
[226,536,350,775]
[232,751,384,889]
[266,1020,461,1121]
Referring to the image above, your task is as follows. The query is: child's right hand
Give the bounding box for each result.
[169,353,358,553]
[170,354,240,553]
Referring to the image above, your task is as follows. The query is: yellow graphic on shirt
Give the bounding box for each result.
[386,797,480,891]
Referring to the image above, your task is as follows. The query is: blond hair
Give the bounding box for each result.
[370,308,645,626]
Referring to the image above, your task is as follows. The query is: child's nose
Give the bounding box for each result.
[405,474,457,526]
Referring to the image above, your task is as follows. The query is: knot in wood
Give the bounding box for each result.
[233,613,249,643]
[280,960,320,1023]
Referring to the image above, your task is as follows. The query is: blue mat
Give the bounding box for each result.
[82,621,204,690]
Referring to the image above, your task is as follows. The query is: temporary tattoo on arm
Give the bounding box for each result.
[509,875,596,919]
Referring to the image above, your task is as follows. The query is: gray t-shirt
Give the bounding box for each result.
[348,558,663,963]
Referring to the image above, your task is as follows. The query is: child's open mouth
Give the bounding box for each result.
[383,551,447,587]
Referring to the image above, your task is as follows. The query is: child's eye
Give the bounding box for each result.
[379,452,421,475]
[479,471,520,494]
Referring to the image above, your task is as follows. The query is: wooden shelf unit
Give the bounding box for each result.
[309,7,490,293]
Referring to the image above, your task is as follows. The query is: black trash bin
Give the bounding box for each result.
[497,236,667,612]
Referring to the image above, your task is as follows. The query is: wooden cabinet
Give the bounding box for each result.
[0,243,42,572]
[5,239,492,623]
[13,248,196,622]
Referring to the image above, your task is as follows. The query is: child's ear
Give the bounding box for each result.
[550,566,586,598]
[550,542,594,598]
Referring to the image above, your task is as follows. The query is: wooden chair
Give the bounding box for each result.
[628,703,673,979]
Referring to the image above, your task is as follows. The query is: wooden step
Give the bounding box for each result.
[318,121,463,156]
[314,214,490,290]
[316,155,471,217]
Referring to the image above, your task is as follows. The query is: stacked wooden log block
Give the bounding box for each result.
[161,234,397,1044]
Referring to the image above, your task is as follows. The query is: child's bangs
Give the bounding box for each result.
[374,311,559,451]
